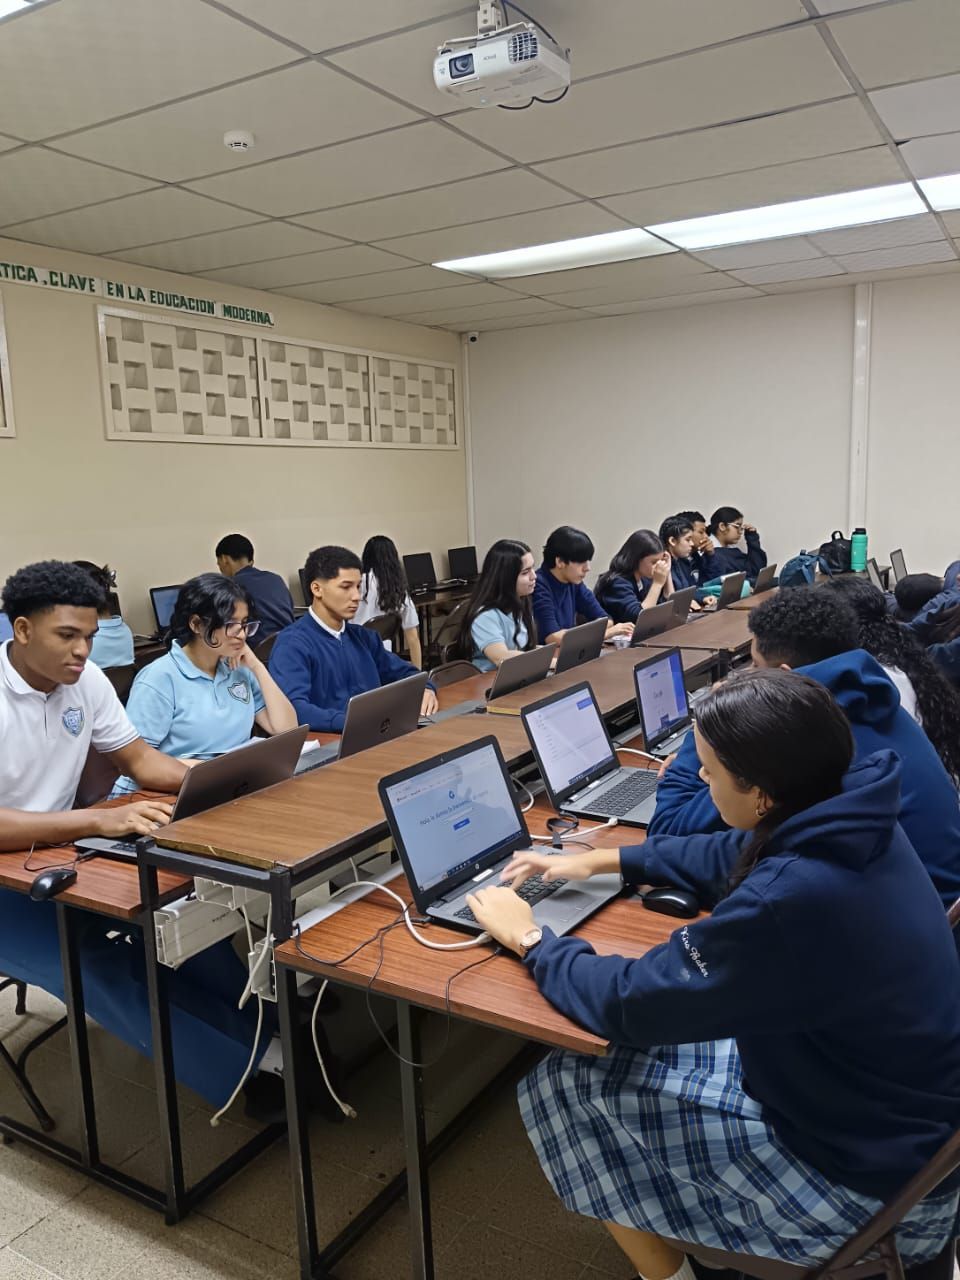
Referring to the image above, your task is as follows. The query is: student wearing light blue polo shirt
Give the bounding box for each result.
[73,561,135,669]
[456,539,538,672]
[115,574,297,793]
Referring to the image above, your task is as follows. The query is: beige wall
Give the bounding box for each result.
[467,289,855,578]
[0,236,466,633]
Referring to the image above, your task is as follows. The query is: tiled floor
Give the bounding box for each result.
[0,985,634,1280]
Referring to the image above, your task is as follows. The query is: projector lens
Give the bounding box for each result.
[449,52,475,79]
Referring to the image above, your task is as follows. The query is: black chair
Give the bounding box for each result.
[254,632,278,664]
[105,663,136,705]
[363,613,403,652]
[0,978,62,1131]
[428,660,481,688]
[74,745,120,809]
[431,601,469,664]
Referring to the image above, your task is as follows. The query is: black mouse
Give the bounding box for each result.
[642,885,699,919]
[29,866,78,902]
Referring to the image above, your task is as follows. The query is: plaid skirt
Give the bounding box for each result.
[518,1038,958,1266]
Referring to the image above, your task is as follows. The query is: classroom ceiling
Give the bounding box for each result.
[1,0,959,332]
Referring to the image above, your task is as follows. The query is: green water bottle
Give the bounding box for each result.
[851,527,868,572]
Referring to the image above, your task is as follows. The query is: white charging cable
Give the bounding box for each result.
[514,777,535,813]
[529,816,619,842]
[617,746,661,762]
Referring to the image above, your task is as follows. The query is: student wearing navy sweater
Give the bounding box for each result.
[468,670,960,1277]
[650,590,960,911]
[269,545,437,731]
[658,515,716,609]
[676,509,713,583]
[533,526,633,645]
[706,506,767,583]
[216,533,295,640]
[594,529,673,624]
[910,579,960,688]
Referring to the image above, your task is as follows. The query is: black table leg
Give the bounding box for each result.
[55,903,100,1166]
[278,967,322,1280]
[397,1001,434,1280]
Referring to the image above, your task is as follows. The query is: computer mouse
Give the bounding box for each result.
[641,885,699,919]
[29,866,78,902]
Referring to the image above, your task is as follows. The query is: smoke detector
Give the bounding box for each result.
[223,130,255,153]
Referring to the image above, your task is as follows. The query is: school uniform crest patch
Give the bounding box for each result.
[62,707,85,737]
[227,680,250,703]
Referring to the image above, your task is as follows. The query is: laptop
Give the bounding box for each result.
[890,548,907,584]
[634,648,693,760]
[298,567,311,606]
[521,682,660,827]
[629,601,677,646]
[447,545,479,583]
[670,586,697,623]
[149,584,181,635]
[77,724,309,859]
[378,736,623,935]
[554,617,607,675]
[752,563,778,593]
[403,552,438,594]
[295,673,430,769]
[705,571,746,611]
[486,644,556,704]
[866,558,884,590]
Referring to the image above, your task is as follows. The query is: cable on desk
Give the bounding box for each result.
[618,746,661,763]
[513,776,535,813]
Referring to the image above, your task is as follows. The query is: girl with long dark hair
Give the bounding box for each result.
[466,668,960,1277]
[355,534,422,669]
[457,538,537,671]
[594,529,672,624]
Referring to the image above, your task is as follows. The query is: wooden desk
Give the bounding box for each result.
[728,588,779,612]
[640,608,753,660]
[0,846,187,919]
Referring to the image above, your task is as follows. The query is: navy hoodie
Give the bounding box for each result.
[595,572,654,624]
[649,649,960,910]
[910,586,960,687]
[705,530,768,583]
[526,752,960,1199]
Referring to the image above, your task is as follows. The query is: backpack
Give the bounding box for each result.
[779,552,819,588]
[817,530,852,575]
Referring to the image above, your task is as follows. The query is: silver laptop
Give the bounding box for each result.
[890,548,907,584]
[521,682,660,827]
[634,648,693,760]
[296,673,429,769]
[554,617,607,675]
[671,586,697,623]
[78,724,309,858]
[866,558,884,590]
[487,644,555,701]
[705,571,747,611]
[752,563,778,593]
[629,600,677,646]
[379,736,622,935]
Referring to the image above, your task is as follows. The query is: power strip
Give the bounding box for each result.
[247,937,276,1003]
[154,896,244,969]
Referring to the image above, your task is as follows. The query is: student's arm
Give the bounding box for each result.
[577,583,632,638]
[743,527,768,578]
[0,798,177,852]
[235,650,298,735]
[645,733,729,837]
[642,556,673,611]
[597,575,642,624]
[367,631,439,714]
[92,665,187,791]
[532,575,564,645]
[106,738,188,793]
[472,610,523,667]
[403,627,423,671]
[269,633,346,732]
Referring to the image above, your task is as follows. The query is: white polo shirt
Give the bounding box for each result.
[0,641,138,812]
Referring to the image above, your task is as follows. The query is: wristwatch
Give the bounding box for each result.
[517,926,544,959]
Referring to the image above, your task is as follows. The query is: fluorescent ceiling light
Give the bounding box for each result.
[918,172,960,211]
[0,0,35,16]
[648,183,926,250]
[434,228,676,278]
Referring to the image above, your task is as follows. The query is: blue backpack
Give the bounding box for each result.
[779,552,819,588]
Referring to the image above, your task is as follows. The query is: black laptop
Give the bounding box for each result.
[447,546,479,583]
[295,674,429,769]
[634,648,693,760]
[403,552,438,594]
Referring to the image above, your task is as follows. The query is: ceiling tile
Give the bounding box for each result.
[942,210,960,235]
[342,283,518,316]
[53,63,420,184]
[828,0,960,89]
[694,237,823,268]
[809,212,944,253]
[0,0,292,140]
[0,134,21,154]
[186,122,508,216]
[585,286,762,314]
[497,253,709,297]
[532,99,882,198]
[397,297,566,325]
[870,72,960,141]
[328,15,477,116]
[530,0,805,79]
[469,310,593,331]
[376,204,632,264]
[448,28,853,163]
[274,266,469,304]
[900,131,960,179]
[203,245,414,290]
[830,240,956,271]
[730,260,846,284]
[2,188,261,255]
[602,147,905,225]
[108,222,348,273]
[0,147,153,225]
[762,259,960,290]
[541,271,738,309]
[812,0,890,11]
[293,170,577,242]
[217,0,469,54]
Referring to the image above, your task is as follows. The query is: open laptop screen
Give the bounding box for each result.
[150,585,181,632]
[448,546,478,579]
[524,686,615,797]
[890,549,907,583]
[635,649,689,748]
[382,741,523,898]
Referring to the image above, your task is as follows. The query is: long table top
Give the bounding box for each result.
[727,588,779,612]
[640,606,755,655]
[153,645,721,874]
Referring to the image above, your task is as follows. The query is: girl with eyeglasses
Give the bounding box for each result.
[705,505,768,583]
[113,573,297,794]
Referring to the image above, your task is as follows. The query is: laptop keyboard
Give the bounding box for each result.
[454,872,569,923]
[112,840,138,854]
[590,769,658,816]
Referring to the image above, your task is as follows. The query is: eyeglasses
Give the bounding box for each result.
[223,619,260,639]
